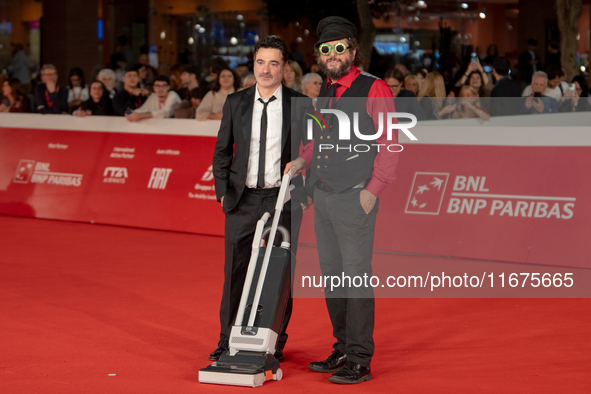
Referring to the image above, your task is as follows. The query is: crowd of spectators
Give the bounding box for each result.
[1,36,590,122]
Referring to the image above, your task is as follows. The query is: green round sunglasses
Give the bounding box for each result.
[318,42,349,56]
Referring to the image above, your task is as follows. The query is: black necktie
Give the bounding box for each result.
[327,82,337,108]
[257,96,277,188]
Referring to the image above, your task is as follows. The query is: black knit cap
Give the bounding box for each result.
[315,16,358,47]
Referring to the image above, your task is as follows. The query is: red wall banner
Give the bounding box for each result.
[0,117,224,236]
[1,113,590,269]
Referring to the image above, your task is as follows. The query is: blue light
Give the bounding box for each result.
[98,19,104,40]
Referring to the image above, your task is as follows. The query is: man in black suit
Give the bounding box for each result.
[490,57,522,117]
[518,39,542,88]
[210,35,308,362]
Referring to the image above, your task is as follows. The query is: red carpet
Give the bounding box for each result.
[1,215,589,393]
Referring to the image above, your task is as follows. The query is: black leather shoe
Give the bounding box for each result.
[208,340,228,361]
[308,349,347,373]
[328,361,372,384]
[274,348,284,362]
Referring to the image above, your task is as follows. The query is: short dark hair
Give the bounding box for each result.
[492,57,510,76]
[183,65,200,77]
[384,68,405,84]
[210,57,229,75]
[212,68,241,92]
[254,35,289,63]
[190,86,207,100]
[527,38,537,46]
[546,65,565,80]
[125,64,141,75]
[154,75,170,85]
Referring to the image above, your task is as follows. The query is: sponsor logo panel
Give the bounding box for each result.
[405,172,576,220]
[13,160,83,187]
[103,167,128,184]
[148,168,172,189]
[190,165,217,200]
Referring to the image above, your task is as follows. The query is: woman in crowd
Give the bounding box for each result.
[418,71,457,120]
[452,85,490,120]
[97,68,118,99]
[558,76,591,113]
[0,77,30,113]
[196,68,240,121]
[455,59,491,97]
[242,74,256,90]
[283,60,303,92]
[67,67,89,112]
[405,74,422,97]
[383,69,426,120]
[74,81,113,116]
[168,63,183,91]
[301,73,322,98]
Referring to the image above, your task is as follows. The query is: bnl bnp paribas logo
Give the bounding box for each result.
[304,108,418,152]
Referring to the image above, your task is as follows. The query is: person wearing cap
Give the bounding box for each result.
[287,16,399,384]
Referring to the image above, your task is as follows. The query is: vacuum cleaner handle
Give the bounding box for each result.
[246,173,292,328]
[234,212,272,327]
[261,225,290,249]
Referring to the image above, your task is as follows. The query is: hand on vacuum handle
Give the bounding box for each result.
[276,173,292,210]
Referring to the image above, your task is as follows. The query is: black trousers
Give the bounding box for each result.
[218,187,301,350]
[313,185,378,367]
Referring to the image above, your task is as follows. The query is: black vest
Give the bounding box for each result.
[309,71,379,192]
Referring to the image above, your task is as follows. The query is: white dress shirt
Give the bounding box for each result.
[135,91,181,118]
[246,84,283,188]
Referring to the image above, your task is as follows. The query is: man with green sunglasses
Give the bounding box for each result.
[287,15,400,385]
[318,42,349,56]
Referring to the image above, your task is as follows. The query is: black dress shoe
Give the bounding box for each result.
[328,361,372,384]
[308,349,347,373]
[274,348,284,362]
[208,339,228,361]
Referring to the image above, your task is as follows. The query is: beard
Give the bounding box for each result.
[317,53,354,82]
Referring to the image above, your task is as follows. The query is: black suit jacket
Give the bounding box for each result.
[213,84,307,213]
[490,77,522,117]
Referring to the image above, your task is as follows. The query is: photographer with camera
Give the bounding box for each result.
[557,76,591,113]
